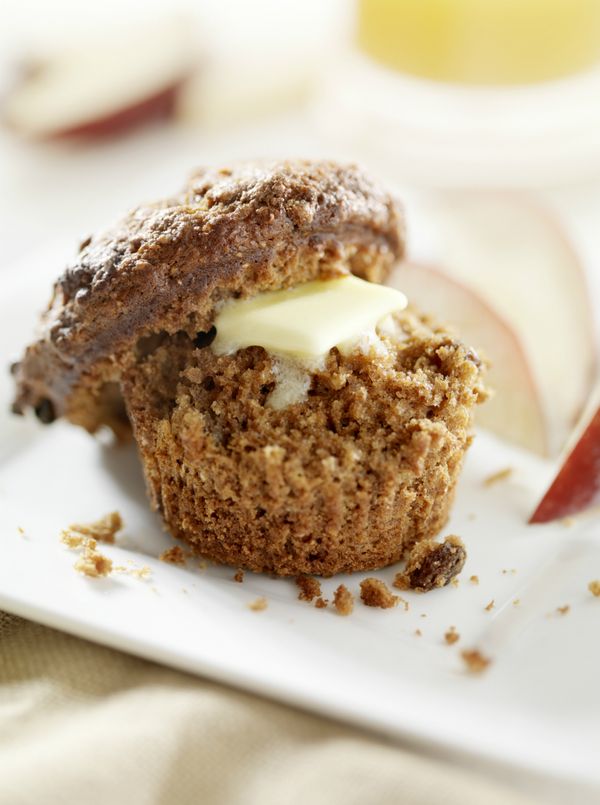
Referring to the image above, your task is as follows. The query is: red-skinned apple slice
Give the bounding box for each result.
[3,20,196,139]
[405,193,597,457]
[387,261,548,454]
[530,390,600,523]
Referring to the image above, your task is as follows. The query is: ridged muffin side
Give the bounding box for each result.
[123,310,485,576]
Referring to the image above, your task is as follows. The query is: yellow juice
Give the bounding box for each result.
[357,0,600,84]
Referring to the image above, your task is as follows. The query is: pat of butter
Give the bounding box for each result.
[212,276,408,358]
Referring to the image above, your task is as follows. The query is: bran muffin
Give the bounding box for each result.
[12,160,485,576]
[12,160,402,433]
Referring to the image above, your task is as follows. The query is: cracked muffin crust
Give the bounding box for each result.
[12,160,403,434]
[12,159,485,576]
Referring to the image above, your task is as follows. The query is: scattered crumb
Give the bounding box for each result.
[588,580,600,597]
[414,629,422,637]
[444,626,460,645]
[451,577,460,588]
[151,586,160,596]
[74,549,113,578]
[469,575,479,585]
[160,546,187,566]
[483,467,513,487]
[333,584,354,616]
[513,598,521,606]
[17,526,26,537]
[467,513,476,521]
[484,599,495,612]
[360,578,398,609]
[394,536,466,592]
[67,512,123,544]
[130,566,151,580]
[397,596,410,611]
[296,575,322,602]
[60,512,123,578]
[248,597,268,612]
[113,564,152,581]
[501,568,517,575]
[556,605,570,616]
[420,613,427,618]
[234,569,245,583]
[314,597,328,609]
[60,512,152,579]
[561,517,576,528]
[181,588,189,594]
[61,522,114,579]
[461,649,492,674]
[60,531,86,549]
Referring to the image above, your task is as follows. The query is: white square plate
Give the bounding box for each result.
[1,245,599,798]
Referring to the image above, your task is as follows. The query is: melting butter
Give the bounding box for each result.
[211,275,408,359]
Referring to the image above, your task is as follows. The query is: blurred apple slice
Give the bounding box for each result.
[388,262,548,454]
[405,194,597,457]
[3,20,196,139]
[530,389,600,523]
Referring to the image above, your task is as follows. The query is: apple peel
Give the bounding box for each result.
[3,19,195,140]
[48,82,183,140]
[387,261,548,454]
[530,406,600,524]
[406,193,597,458]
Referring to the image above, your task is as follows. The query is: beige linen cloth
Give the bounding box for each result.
[0,611,541,805]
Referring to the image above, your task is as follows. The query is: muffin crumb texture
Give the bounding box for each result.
[333,584,354,615]
[66,512,123,544]
[58,514,155,581]
[59,512,122,578]
[444,626,460,645]
[296,576,322,602]
[61,531,86,550]
[461,649,491,674]
[360,578,398,609]
[125,312,483,576]
[74,547,113,578]
[128,565,152,580]
[394,536,466,592]
[248,597,268,612]
[160,546,187,566]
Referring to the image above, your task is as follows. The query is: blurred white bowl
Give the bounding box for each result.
[315,54,600,188]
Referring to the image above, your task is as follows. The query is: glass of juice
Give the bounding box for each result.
[357,0,600,85]
[314,0,600,187]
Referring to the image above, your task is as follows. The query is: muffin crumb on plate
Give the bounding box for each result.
[360,578,398,609]
[394,536,466,592]
[333,584,354,615]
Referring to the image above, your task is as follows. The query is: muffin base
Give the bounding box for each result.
[123,310,485,576]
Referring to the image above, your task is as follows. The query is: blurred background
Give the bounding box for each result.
[1,0,600,461]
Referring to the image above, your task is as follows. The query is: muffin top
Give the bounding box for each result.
[12,160,405,431]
